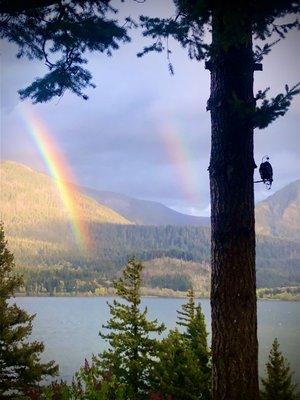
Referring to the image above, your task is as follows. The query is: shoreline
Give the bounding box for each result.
[14,293,300,301]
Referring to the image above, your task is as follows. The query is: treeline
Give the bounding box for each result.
[9,225,300,293]
[148,274,191,292]
[9,224,299,271]
[258,286,300,301]
[17,264,110,295]
[9,225,211,269]
[16,258,208,296]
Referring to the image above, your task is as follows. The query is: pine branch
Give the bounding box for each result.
[253,39,280,62]
[254,83,300,129]
[138,13,210,75]
[0,0,130,102]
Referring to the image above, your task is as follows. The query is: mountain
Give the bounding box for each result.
[82,187,210,227]
[255,179,300,240]
[1,161,299,294]
[4,161,299,240]
[0,161,132,246]
[84,182,300,242]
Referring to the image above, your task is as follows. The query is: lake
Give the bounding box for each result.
[14,297,300,384]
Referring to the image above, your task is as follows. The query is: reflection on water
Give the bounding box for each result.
[14,297,300,383]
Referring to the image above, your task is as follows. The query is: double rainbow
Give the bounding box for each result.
[21,108,90,252]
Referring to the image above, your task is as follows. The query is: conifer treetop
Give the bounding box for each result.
[261,338,299,400]
[0,223,58,398]
[95,257,165,399]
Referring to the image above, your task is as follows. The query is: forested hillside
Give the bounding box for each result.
[1,161,299,295]
[10,224,300,294]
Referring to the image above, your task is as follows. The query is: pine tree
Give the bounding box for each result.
[93,257,165,400]
[0,1,130,102]
[155,330,209,400]
[0,223,58,399]
[138,3,300,399]
[155,289,211,400]
[260,338,299,400]
[177,289,210,378]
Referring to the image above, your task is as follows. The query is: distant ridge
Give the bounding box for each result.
[2,161,299,241]
[255,179,300,241]
[83,182,300,242]
[1,160,210,235]
[82,187,210,227]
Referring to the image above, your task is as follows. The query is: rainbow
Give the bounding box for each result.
[160,121,201,206]
[20,107,90,252]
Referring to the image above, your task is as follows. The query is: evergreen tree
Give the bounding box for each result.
[2,3,300,399]
[0,223,58,399]
[138,3,300,399]
[155,330,209,400]
[260,338,299,400]
[94,257,165,400]
[155,289,211,400]
[0,1,130,102]
[177,289,210,377]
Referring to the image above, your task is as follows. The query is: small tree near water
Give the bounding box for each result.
[0,224,58,399]
[93,257,165,400]
[154,289,211,400]
[177,288,210,375]
[260,338,299,400]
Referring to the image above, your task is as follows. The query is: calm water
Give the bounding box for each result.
[14,297,300,384]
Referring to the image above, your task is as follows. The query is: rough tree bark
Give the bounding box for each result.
[209,10,259,400]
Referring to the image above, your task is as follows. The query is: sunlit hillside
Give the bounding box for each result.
[255,179,300,240]
[0,161,132,249]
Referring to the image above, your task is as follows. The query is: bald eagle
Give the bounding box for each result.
[259,158,273,186]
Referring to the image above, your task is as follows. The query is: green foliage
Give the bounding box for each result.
[260,338,299,400]
[148,273,191,292]
[177,289,210,369]
[18,264,111,296]
[42,282,212,400]
[139,1,300,61]
[0,223,58,399]
[41,371,126,400]
[0,1,130,102]
[12,229,300,295]
[254,83,300,129]
[92,257,165,399]
[155,330,209,400]
[257,286,300,301]
[1,0,299,111]
[139,1,300,130]
[154,289,211,400]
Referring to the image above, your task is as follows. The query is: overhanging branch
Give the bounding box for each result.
[0,0,59,13]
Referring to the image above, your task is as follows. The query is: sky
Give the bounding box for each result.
[1,1,300,216]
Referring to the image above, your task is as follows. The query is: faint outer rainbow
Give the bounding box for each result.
[20,108,90,252]
[161,122,201,205]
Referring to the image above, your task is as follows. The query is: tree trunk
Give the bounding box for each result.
[209,10,259,400]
